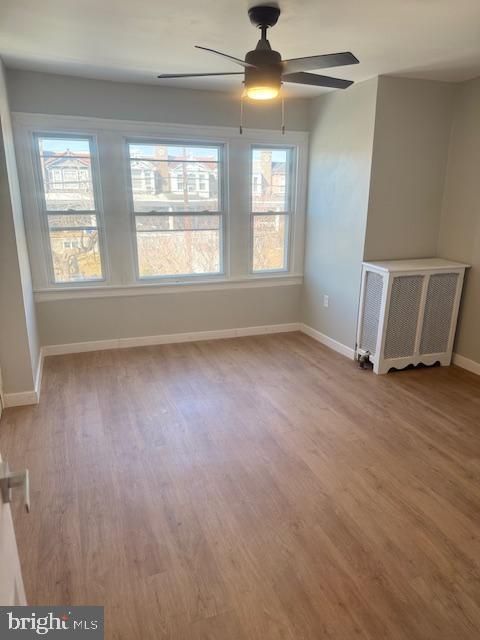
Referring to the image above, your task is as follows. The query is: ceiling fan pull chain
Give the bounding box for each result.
[281,94,285,134]
[240,92,244,134]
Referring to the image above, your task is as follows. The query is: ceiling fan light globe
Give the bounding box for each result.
[246,86,279,100]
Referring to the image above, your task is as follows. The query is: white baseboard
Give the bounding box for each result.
[300,324,355,360]
[3,390,39,408]
[3,348,45,408]
[452,353,480,376]
[42,323,302,356]
[35,348,44,400]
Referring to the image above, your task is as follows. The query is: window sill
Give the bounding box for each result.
[34,273,303,302]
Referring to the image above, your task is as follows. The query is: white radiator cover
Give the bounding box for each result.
[356,258,469,374]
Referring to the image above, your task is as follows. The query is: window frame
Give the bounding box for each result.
[14,113,307,297]
[32,131,109,286]
[249,144,296,275]
[125,137,227,282]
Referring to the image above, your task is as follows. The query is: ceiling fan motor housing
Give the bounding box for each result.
[248,5,281,29]
[245,48,282,92]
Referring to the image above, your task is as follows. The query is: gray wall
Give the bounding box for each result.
[301,79,378,349]
[0,60,40,394]
[37,285,302,346]
[6,69,310,131]
[438,77,480,365]
[364,76,455,260]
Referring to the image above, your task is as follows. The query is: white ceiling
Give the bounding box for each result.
[2,0,480,98]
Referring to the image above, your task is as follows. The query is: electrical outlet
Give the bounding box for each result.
[323,294,329,308]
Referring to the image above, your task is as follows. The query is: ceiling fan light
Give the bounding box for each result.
[246,85,279,100]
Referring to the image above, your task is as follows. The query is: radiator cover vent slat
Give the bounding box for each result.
[384,275,423,359]
[360,271,383,355]
[420,273,458,355]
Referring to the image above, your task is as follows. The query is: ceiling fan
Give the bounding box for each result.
[158,4,359,100]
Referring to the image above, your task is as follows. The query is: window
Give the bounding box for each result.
[20,117,306,293]
[198,172,208,192]
[127,141,224,278]
[63,169,78,182]
[250,147,293,272]
[252,174,262,196]
[35,135,105,283]
[51,168,62,183]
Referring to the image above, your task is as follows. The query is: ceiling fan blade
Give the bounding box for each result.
[282,52,359,75]
[282,72,353,89]
[195,46,256,68]
[158,72,244,78]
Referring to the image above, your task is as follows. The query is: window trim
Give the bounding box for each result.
[125,137,227,282]
[249,144,296,275]
[32,131,109,286]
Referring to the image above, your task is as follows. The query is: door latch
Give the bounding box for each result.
[0,461,30,513]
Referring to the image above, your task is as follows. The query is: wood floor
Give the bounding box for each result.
[1,332,480,639]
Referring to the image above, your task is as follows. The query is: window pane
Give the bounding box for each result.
[129,142,221,213]
[252,214,287,272]
[252,148,289,213]
[48,214,98,229]
[49,229,103,282]
[135,215,221,277]
[38,137,95,211]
